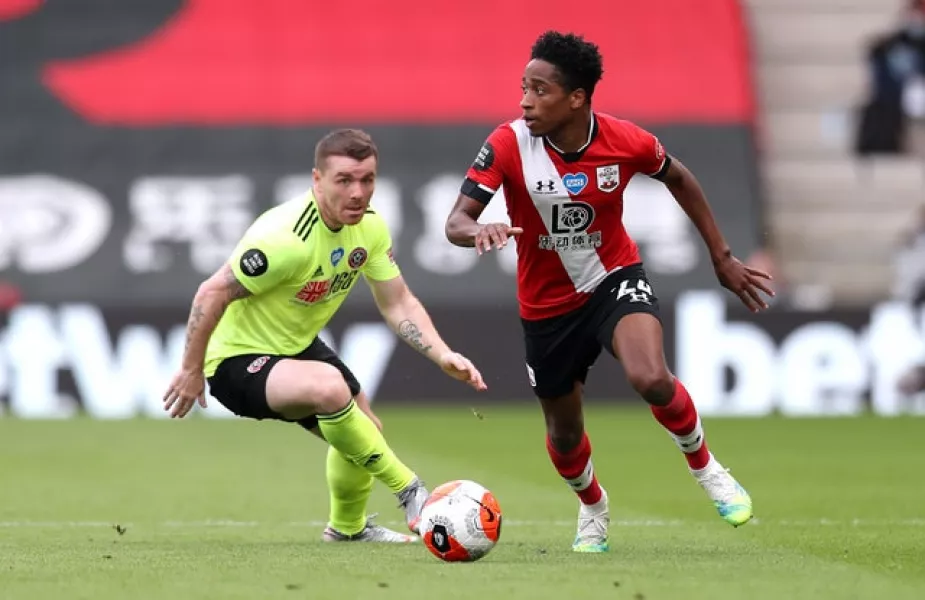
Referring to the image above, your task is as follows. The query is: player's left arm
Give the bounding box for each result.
[367,274,486,391]
[657,155,774,312]
[362,214,485,390]
[627,123,774,312]
[656,156,774,312]
[656,158,732,271]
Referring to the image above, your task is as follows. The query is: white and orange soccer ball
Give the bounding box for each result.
[419,480,502,562]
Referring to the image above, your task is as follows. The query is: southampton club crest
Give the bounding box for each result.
[596,164,620,193]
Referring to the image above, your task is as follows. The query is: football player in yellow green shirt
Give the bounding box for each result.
[163,129,487,542]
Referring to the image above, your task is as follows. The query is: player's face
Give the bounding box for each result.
[313,155,377,227]
[520,59,585,136]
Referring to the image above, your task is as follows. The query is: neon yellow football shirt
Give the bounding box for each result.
[203,190,399,377]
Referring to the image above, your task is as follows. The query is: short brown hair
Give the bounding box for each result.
[314,129,379,170]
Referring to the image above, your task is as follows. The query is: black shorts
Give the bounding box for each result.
[522,263,661,399]
[206,337,362,431]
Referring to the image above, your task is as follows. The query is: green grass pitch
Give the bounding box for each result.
[2,404,924,599]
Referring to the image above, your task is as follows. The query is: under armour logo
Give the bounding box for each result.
[535,179,556,192]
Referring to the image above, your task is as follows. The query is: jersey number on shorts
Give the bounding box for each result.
[614,279,653,304]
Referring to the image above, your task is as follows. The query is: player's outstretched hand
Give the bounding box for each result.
[714,254,775,313]
[475,223,523,255]
[163,369,207,418]
[438,351,488,391]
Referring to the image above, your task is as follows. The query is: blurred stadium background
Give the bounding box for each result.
[2,0,924,417]
[3,2,925,598]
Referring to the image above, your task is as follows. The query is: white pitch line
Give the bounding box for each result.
[1,518,924,528]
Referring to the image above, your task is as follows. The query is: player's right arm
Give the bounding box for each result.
[163,264,251,418]
[164,237,295,418]
[445,126,522,254]
[179,264,252,372]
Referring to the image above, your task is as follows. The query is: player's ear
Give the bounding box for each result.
[312,167,322,185]
[569,88,587,110]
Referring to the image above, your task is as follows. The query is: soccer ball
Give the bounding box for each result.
[419,479,502,562]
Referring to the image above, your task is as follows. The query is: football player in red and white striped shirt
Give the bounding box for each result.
[446,31,774,553]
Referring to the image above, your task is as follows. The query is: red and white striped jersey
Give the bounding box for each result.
[462,112,669,320]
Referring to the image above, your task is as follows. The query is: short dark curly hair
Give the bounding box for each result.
[530,31,604,101]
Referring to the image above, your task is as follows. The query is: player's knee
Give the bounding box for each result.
[627,367,674,406]
[308,365,352,415]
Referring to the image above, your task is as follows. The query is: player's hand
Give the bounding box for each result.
[475,223,523,255]
[163,368,207,418]
[714,254,775,313]
[438,351,488,391]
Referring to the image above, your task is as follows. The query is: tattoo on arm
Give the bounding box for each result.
[397,319,432,355]
[184,304,205,350]
[182,264,249,356]
[222,265,252,300]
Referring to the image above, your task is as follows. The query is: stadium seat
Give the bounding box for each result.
[742,0,925,306]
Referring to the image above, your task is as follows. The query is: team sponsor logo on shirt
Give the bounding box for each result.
[387,246,396,265]
[292,271,360,305]
[330,247,344,267]
[596,164,620,193]
[239,248,268,276]
[472,142,495,171]
[246,355,271,373]
[539,201,601,252]
[538,231,603,252]
[552,202,595,233]
[294,280,332,304]
[348,247,368,269]
[561,173,588,195]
